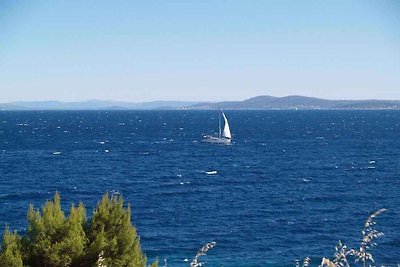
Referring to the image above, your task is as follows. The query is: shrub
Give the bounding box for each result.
[0,192,157,267]
[0,226,23,267]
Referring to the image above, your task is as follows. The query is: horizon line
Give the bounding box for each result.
[3,94,400,104]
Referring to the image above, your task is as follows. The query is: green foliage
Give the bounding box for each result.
[0,226,23,267]
[86,193,149,267]
[148,259,159,267]
[0,192,157,267]
[27,192,87,267]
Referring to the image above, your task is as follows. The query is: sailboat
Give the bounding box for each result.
[203,109,232,144]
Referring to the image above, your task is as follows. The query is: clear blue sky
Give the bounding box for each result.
[1,0,399,102]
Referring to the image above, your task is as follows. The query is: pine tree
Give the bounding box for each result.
[0,226,23,267]
[58,203,87,266]
[1,192,156,267]
[86,193,155,267]
[26,192,87,267]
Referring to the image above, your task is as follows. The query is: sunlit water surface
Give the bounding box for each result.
[0,110,399,266]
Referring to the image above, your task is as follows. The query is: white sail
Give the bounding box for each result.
[221,111,231,139]
[203,109,232,144]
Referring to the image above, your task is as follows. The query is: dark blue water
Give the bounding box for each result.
[0,110,399,266]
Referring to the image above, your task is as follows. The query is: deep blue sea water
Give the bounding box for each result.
[0,110,399,266]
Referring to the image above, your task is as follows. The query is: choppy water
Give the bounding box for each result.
[0,110,399,266]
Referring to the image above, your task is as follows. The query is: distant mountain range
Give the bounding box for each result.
[0,100,198,110]
[189,95,400,110]
[1,96,400,110]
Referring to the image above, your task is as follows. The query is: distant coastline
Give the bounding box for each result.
[2,95,400,110]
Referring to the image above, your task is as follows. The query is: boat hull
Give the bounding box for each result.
[202,135,231,144]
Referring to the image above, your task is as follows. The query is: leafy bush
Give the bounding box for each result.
[0,192,157,267]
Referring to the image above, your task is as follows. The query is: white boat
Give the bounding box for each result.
[203,109,232,144]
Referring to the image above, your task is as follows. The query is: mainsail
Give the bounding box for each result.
[203,109,232,144]
[221,111,231,139]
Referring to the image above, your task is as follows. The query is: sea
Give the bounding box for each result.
[0,110,399,266]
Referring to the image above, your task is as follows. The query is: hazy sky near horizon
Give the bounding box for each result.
[1,0,400,102]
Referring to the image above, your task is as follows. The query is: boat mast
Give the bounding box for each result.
[218,107,222,138]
